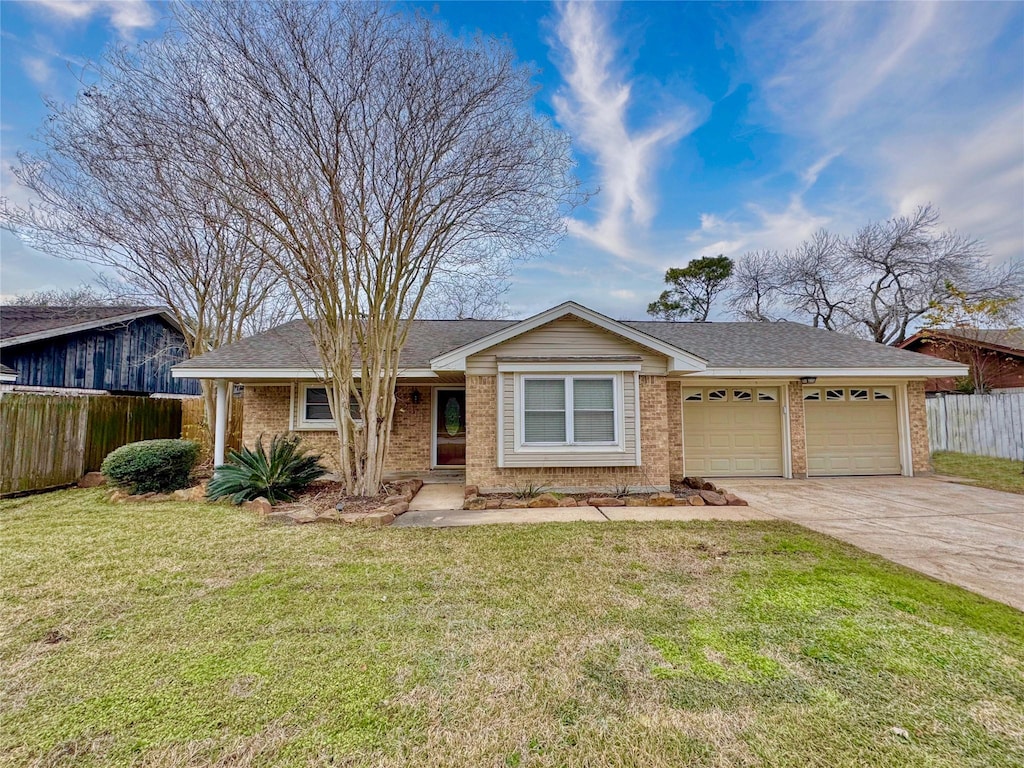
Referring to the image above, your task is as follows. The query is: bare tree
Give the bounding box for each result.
[727,250,782,322]
[420,272,514,320]
[729,205,1022,344]
[162,2,577,494]
[3,282,132,307]
[1,50,295,430]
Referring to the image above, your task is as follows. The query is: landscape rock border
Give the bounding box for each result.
[462,476,748,510]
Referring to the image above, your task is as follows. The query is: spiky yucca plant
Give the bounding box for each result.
[206,434,327,505]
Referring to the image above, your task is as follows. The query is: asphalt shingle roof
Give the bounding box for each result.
[176,315,963,372]
[0,306,162,342]
[625,320,961,369]
[174,319,518,370]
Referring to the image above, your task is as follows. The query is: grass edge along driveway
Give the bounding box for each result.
[2,488,1022,768]
[931,451,1024,495]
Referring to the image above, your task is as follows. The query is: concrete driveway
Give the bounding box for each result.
[725,476,1024,611]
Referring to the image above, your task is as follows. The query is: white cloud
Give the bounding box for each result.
[721,2,1023,262]
[550,1,698,260]
[882,102,1024,263]
[21,55,54,87]
[27,0,157,38]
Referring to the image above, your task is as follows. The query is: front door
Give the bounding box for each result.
[434,389,466,466]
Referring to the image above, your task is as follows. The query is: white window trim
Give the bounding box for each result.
[515,373,624,452]
[296,382,363,431]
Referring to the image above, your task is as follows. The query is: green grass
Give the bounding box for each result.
[2,490,1022,767]
[932,451,1024,494]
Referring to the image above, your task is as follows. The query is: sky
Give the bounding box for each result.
[1,0,1022,320]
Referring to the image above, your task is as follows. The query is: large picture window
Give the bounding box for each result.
[299,384,362,428]
[522,376,617,445]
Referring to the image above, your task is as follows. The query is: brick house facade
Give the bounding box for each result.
[176,302,962,487]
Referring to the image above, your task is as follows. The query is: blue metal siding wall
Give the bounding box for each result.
[1,316,201,395]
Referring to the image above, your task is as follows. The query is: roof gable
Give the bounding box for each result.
[429,302,708,373]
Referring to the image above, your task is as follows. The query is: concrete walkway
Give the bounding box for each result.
[396,492,772,528]
[726,476,1024,611]
[407,483,465,512]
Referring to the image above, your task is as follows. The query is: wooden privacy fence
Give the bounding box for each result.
[180,396,243,458]
[927,391,1024,461]
[0,393,183,496]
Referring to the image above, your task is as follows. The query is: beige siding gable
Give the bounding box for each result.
[466,315,669,375]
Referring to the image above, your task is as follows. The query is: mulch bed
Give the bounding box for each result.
[293,479,417,515]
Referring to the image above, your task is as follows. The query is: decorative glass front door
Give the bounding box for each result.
[434,389,466,466]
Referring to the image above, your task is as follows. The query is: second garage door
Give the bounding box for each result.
[683,386,783,477]
[804,386,900,476]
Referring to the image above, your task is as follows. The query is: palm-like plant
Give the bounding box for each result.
[206,434,327,505]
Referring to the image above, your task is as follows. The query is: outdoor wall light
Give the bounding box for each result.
[799,376,817,385]
[410,389,422,404]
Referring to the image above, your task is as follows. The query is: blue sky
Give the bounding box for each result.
[1,0,1022,319]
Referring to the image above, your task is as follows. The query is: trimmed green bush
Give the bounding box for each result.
[101,439,200,494]
[206,434,326,505]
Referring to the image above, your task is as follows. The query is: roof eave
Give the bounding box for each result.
[684,365,971,378]
[171,366,440,380]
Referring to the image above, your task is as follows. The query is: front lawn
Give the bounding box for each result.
[2,490,1022,767]
[932,451,1024,494]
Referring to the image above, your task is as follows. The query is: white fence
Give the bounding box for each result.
[927,391,1024,461]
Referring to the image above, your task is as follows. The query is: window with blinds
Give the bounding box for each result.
[572,378,614,442]
[522,376,616,445]
[523,378,566,442]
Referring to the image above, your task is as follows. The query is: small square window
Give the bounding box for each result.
[683,388,703,402]
[732,389,752,401]
[849,388,868,401]
[708,389,727,402]
[873,387,894,401]
[826,389,845,401]
[757,389,778,402]
[803,389,821,401]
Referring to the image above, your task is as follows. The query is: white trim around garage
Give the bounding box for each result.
[781,382,793,479]
[897,382,914,477]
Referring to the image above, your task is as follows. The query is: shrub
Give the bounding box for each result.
[101,439,200,494]
[206,434,327,505]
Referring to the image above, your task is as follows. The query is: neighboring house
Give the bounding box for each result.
[0,363,17,383]
[173,301,966,491]
[897,328,1024,393]
[1,306,201,396]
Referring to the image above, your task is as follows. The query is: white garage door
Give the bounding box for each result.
[683,387,783,477]
[804,386,900,476]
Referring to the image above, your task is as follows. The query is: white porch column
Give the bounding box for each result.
[214,379,228,467]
